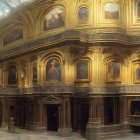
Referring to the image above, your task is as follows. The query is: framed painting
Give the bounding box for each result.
[8,65,18,85]
[75,60,90,82]
[43,7,65,31]
[3,27,23,46]
[46,58,61,81]
[78,7,89,22]
[134,63,140,83]
[104,3,119,20]
[32,63,37,83]
[0,68,2,86]
[138,0,140,17]
[107,62,121,82]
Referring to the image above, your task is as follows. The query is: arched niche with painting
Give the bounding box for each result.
[43,7,65,31]
[106,61,121,82]
[7,64,18,86]
[46,58,61,82]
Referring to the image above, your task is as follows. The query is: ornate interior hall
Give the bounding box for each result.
[0,0,140,140]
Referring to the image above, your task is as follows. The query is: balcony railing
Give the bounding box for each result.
[130,115,140,126]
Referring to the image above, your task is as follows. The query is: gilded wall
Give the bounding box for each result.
[0,0,140,92]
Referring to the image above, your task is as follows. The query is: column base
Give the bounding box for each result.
[86,118,101,140]
[58,127,72,137]
[32,123,46,132]
[1,122,8,128]
[86,120,131,140]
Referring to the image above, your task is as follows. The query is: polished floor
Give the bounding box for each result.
[0,128,140,140]
[108,134,140,140]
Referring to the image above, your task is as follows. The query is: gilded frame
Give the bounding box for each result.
[77,6,89,23]
[75,59,90,83]
[106,61,121,83]
[134,62,140,83]
[2,27,24,46]
[103,2,120,20]
[136,0,140,19]
[43,6,65,32]
[45,57,61,82]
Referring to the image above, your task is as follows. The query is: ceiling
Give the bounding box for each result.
[0,0,35,19]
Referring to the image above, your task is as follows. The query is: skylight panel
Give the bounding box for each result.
[6,0,21,8]
[0,0,35,20]
[0,2,11,17]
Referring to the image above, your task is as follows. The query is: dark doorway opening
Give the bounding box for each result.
[104,97,113,125]
[104,97,120,125]
[130,101,140,133]
[71,98,89,134]
[131,101,140,115]
[47,104,59,131]
[15,99,26,129]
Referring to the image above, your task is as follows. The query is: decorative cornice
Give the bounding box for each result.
[0,84,140,95]
[0,29,140,60]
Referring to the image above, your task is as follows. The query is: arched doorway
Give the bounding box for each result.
[7,64,18,85]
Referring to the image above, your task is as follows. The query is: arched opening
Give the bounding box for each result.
[104,97,120,125]
[46,104,59,131]
[8,64,18,85]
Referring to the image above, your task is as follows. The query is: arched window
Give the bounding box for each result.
[46,58,61,81]
[8,64,18,85]
[43,7,65,31]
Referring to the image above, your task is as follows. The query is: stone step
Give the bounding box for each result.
[100,130,131,140]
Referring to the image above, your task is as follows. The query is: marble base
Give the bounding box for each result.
[58,127,72,137]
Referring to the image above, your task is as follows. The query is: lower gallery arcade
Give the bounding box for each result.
[0,92,139,139]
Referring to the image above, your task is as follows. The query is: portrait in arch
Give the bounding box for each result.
[46,58,61,81]
[3,27,23,46]
[43,7,65,31]
[134,63,140,83]
[104,3,119,19]
[0,67,2,86]
[136,67,140,80]
[78,7,89,22]
[107,62,121,82]
[8,65,18,85]
[32,63,37,83]
[76,60,89,81]
[138,1,140,17]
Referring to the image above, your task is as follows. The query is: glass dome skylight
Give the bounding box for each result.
[0,0,35,19]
